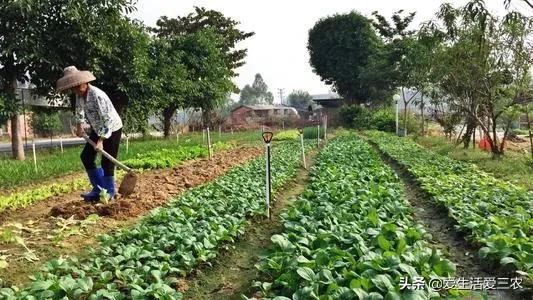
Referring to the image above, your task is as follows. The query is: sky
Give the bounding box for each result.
[130,0,526,103]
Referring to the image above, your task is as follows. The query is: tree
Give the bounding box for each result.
[0,1,33,160]
[425,0,532,156]
[239,74,274,105]
[308,12,382,103]
[152,8,251,135]
[152,7,254,76]
[146,36,188,137]
[287,90,313,110]
[371,10,436,134]
[1,0,141,160]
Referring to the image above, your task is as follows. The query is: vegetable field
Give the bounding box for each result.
[253,135,456,299]
[366,131,532,280]
[0,130,531,299]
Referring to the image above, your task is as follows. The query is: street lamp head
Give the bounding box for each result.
[393,94,401,102]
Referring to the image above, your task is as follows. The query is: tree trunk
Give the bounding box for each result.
[526,106,533,159]
[420,94,425,136]
[488,116,503,157]
[462,117,477,149]
[7,76,24,160]
[10,114,25,160]
[162,107,175,138]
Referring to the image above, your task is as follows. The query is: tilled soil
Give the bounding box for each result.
[0,147,262,286]
[50,147,262,220]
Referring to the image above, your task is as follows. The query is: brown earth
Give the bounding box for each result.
[0,147,262,286]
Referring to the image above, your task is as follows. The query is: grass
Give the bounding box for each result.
[0,131,263,191]
[413,135,533,190]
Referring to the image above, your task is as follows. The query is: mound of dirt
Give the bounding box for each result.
[50,147,262,220]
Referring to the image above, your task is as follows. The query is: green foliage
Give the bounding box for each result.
[30,108,63,137]
[123,145,208,169]
[153,6,254,75]
[308,12,382,103]
[367,131,533,278]
[339,105,399,133]
[254,135,454,298]
[273,130,299,141]
[286,90,313,110]
[0,141,310,298]
[302,126,325,139]
[339,105,372,128]
[371,108,396,132]
[0,143,218,213]
[414,135,533,191]
[239,74,274,105]
[0,177,90,213]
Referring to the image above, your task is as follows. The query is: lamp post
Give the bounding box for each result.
[393,94,401,136]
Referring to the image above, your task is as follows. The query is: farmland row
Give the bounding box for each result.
[0,141,311,299]
[0,144,226,214]
[366,131,533,280]
[252,135,457,299]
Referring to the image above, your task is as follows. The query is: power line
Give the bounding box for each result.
[278,88,285,105]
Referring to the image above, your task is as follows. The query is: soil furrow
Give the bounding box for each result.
[366,139,527,300]
[182,151,317,300]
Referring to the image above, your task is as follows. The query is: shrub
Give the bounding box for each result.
[370,108,395,132]
[339,105,371,128]
[31,108,63,137]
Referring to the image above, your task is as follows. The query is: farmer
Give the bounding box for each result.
[56,66,123,201]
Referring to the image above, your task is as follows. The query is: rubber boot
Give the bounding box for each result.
[81,168,103,202]
[101,176,116,201]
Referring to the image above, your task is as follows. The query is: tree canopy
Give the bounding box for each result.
[239,74,274,105]
[308,12,382,103]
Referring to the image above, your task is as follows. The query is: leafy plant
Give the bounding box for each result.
[252,135,456,298]
[367,131,533,280]
[0,141,311,298]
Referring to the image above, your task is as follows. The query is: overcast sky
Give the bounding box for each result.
[130,0,526,103]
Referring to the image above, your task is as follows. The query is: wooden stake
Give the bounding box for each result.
[32,139,37,173]
[59,136,64,154]
[207,127,212,159]
[317,125,320,148]
[300,132,307,169]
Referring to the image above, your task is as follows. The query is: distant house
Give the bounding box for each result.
[230,104,299,125]
[312,93,343,108]
[311,93,344,126]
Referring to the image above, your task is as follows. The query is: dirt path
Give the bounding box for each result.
[0,147,262,286]
[367,141,527,300]
[181,151,317,300]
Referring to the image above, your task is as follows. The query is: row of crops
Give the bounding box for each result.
[0,144,224,213]
[0,141,310,299]
[366,131,533,280]
[253,135,457,299]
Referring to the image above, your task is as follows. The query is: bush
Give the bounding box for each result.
[31,108,63,137]
[339,105,422,135]
[370,109,395,132]
[339,105,371,128]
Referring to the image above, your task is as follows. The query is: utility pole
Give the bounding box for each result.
[278,88,285,105]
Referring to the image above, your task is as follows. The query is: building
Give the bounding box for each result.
[230,104,299,125]
[311,93,344,126]
[2,81,70,138]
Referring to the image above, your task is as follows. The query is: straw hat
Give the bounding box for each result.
[56,66,96,92]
